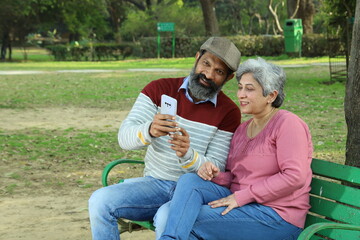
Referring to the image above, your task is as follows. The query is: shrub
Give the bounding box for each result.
[45,34,329,60]
[302,34,329,57]
[45,45,69,61]
[139,34,329,58]
[45,43,140,61]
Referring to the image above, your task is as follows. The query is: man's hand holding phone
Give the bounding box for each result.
[149,95,178,138]
[149,95,190,157]
[149,113,178,138]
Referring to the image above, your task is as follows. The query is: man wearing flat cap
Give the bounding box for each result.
[89,37,242,240]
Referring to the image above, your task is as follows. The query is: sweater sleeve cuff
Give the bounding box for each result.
[137,121,153,145]
[234,187,255,207]
[179,148,197,169]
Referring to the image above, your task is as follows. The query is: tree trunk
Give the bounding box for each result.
[287,0,300,18]
[287,0,314,34]
[345,0,360,168]
[199,0,220,36]
[1,31,11,61]
[1,35,7,60]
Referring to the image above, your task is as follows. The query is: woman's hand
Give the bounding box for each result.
[169,127,190,157]
[208,194,239,215]
[197,162,220,181]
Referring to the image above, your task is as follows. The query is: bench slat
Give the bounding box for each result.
[317,228,360,239]
[310,178,360,207]
[309,196,360,225]
[305,214,332,227]
[311,159,360,184]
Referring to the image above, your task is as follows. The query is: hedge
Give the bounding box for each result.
[45,34,336,61]
[140,34,331,58]
[45,42,141,61]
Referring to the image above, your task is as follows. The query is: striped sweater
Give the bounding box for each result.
[118,77,241,181]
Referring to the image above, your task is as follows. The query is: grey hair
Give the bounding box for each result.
[236,57,286,108]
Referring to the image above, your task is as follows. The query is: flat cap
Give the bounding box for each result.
[200,37,241,72]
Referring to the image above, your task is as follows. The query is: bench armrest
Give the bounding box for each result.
[102,159,145,187]
[297,222,360,240]
[101,159,154,231]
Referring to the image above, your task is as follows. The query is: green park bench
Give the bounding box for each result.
[101,158,360,239]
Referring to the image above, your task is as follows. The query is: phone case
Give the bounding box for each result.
[161,94,177,116]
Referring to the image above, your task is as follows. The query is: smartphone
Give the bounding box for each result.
[161,94,177,116]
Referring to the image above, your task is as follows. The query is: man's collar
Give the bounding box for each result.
[179,76,217,106]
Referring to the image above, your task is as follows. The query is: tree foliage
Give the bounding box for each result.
[217,0,277,35]
[0,0,353,54]
[0,0,50,60]
[0,0,114,60]
[120,1,204,41]
[321,0,355,37]
[52,0,110,41]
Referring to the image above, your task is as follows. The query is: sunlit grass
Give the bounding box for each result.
[0,128,147,166]
[0,61,346,162]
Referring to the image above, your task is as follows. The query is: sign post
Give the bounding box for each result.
[157,22,175,58]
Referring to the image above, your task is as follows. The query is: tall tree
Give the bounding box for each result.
[120,0,204,41]
[199,0,220,36]
[345,0,360,168]
[269,0,284,34]
[287,0,315,33]
[0,0,34,61]
[217,0,282,35]
[0,0,58,61]
[287,0,300,18]
[106,0,127,42]
[55,0,109,42]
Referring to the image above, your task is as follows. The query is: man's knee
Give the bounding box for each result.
[89,187,109,214]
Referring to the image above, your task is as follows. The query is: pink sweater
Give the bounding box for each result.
[212,110,313,228]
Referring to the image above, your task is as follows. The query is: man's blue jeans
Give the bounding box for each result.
[88,176,176,240]
[157,173,302,240]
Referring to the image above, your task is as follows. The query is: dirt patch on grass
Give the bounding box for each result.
[0,107,155,240]
[0,107,128,131]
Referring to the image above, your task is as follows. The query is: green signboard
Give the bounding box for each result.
[157,22,175,32]
[157,22,175,58]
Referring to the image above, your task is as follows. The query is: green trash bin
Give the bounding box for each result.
[284,19,303,56]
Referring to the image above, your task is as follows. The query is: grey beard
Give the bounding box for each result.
[188,68,223,100]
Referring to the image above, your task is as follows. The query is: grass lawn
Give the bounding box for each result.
[0,54,347,173]
[0,51,347,239]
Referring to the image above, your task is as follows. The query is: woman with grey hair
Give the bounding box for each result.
[158,58,313,240]
[236,57,286,108]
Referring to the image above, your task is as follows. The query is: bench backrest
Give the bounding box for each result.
[305,158,360,239]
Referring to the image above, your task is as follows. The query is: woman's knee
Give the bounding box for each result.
[178,173,203,186]
[153,201,171,239]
